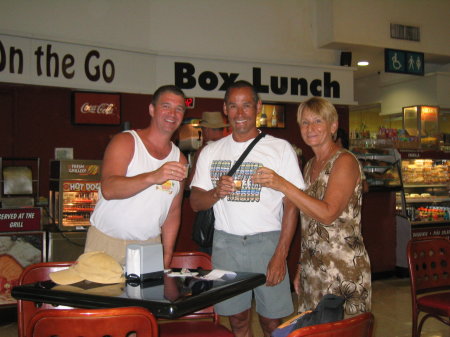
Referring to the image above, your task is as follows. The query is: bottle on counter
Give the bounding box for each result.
[271,107,277,127]
[259,106,267,127]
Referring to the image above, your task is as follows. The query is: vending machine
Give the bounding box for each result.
[49,160,101,231]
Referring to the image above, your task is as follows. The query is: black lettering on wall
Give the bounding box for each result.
[85,50,101,81]
[102,59,115,83]
[198,71,218,91]
[175,62,196,89]
[34,46,44,76]
[0,41,5,72]
[219,72,239,91]
[46,44,59,77]
[252,67,269,94]
[291,78,308,96]
[62,54,75,79]
[270,76,288,95]
[0,41,25,74]
[310,79,322,96]
[324,72,340,98]
[10,47,23,74]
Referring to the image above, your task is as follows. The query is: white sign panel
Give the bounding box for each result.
[0,34,156,93]
[1,34,356,104]
[156,56,356,104]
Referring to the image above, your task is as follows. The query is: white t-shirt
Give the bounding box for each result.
[90,130,181,240]
[191,134,305,236]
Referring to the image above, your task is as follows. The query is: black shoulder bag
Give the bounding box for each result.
[192,132,266,248]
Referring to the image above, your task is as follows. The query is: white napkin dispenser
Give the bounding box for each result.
[125,242,164,281]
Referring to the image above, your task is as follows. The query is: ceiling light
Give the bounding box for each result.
[357,61,369,66]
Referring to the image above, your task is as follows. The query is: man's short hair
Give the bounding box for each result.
[151,85,186,106]
[224,80,260,104]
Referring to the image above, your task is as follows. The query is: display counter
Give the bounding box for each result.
[396,155,450,270]
[352,140,401,276]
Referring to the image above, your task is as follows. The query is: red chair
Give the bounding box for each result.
[17,261,73,337]
[26,306,158,337]
[286,312,374,337]
[158,251,234,336]
[407,236,450,337]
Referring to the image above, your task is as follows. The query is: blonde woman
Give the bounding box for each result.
[253,97,371,317]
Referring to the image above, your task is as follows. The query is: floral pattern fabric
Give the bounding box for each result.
[298,149,371,317]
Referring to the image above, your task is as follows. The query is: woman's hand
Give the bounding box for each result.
[251,167,286,192]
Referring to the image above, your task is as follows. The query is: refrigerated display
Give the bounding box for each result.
[402,105,440,150]
[49,160,101,231]
[398,158,450,224]
[396,157,450,268]
[350,139,402,190]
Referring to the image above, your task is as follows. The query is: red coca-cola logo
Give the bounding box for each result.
[80,102,116,115]
[73,92,120,125]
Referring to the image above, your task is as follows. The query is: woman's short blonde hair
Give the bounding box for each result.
[297,97,338,125]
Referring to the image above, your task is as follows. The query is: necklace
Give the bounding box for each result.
[312,143,337,175]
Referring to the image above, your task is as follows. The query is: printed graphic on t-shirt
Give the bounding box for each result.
[156,180,174,194]
[210,160,262,202]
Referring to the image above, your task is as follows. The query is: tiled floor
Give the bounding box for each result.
[1,277,449,337]
[223,277,449,337]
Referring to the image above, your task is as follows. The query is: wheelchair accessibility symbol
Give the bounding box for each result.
[385,48,424,76]
[392,52,402,70]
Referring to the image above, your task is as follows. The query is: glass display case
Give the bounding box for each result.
[399,158,450,224]
[49,160,101,231]
[402,105,440,149]
[351,139,402,190]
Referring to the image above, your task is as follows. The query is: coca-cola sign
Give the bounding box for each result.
[73,91,121,125]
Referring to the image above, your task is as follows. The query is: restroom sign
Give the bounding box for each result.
[385,48,424,76]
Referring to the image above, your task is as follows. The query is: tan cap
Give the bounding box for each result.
[200,111,229,128]
[49,251,125,285]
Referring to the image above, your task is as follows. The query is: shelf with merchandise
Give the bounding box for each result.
[397,158,450,224]
[351,139,402,190]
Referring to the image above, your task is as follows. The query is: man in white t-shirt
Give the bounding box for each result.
[190,80,305,337]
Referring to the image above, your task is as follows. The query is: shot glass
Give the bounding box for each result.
[234,180,242,191]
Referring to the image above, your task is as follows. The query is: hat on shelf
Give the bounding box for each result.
[200,111,229,128]
[49,251,125,285]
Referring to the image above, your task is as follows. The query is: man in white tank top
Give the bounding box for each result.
[86,85,188,268]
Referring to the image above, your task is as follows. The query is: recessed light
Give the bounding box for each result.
[357,61,369,66]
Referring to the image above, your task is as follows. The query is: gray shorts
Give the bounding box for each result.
[212,229,293,319]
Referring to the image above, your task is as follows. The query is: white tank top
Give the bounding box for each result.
[90,130,181,240]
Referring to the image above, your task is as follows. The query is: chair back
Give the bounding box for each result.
[170,251,212,270]
[407,236,450,295]
[17,261,73,337]
[286,312,374,337]
[169,252,215,320]
[26,307,158,337]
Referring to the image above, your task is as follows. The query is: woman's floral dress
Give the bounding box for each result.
[298,149,371,316]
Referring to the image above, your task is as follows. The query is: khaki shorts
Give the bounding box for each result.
[212,229,293,319]
[85,225,161,266]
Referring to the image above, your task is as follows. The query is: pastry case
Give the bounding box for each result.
[396,157,450,269]
[49,160,101,231]
[351,139,402,191]
[399,158,450,223]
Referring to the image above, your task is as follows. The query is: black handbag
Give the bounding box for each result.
[192,133,265,248]
[271,294,345,337]
[191,208,215,248]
